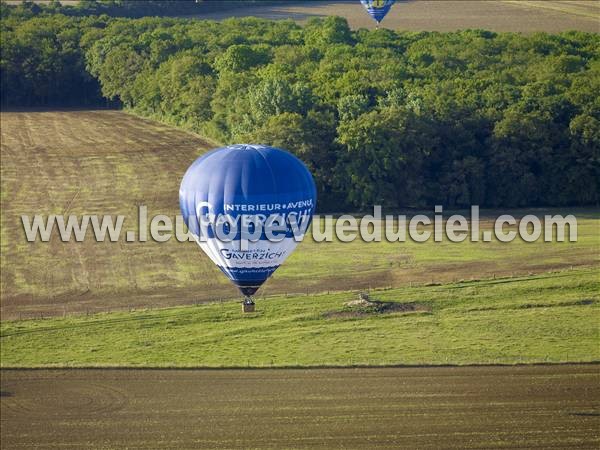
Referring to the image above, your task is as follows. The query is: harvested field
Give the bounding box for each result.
[6,1,599,32]
[1,365,598,449]
[1,110,599,319]
[188,0,600,33]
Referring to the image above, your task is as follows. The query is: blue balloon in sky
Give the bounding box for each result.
[360,0,396,24]
[180,144,317,298]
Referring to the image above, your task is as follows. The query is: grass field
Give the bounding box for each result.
[188,0,600,33]
[2,111,599,320]
[1,365,598,449]
[1,267,598,367]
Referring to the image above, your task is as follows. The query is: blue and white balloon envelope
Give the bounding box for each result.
[180,144,317,297]
[360,0,396,24]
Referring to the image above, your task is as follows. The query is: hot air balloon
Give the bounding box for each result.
[180,144,317,310]
[360,0,396,27]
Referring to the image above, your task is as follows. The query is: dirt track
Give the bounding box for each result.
[1,365,598,449]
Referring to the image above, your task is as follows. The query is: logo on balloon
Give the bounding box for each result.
[194,200,314,245]
[220,248,286,261]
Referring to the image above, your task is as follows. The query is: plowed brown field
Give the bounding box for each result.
[1,365,598,449]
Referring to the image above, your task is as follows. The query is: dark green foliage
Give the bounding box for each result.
[1,10,598,209]
[1,1,308,20]
[0,13,104,105]
[3,1,214,20]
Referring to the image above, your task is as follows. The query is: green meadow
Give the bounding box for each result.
[2,267,598,368]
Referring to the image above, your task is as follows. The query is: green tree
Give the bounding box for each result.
[213,44,271,73]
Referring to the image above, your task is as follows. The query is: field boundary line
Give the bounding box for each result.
[1,361,599,371]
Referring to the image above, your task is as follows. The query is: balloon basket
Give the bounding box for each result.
[242,297,255,313]
[242,303,255,313]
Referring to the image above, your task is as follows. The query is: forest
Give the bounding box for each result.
[1,2,599,209]
[0,1,275,18]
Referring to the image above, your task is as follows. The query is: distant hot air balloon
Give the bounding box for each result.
[360,0,396,26]
[180,144,317,310]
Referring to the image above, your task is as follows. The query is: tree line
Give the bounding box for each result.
[1,1,281,19]
[1,5,598,209]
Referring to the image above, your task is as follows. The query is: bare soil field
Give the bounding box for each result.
[1,365,598,449]
[1,110,598,319]
[189,0,600,33]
